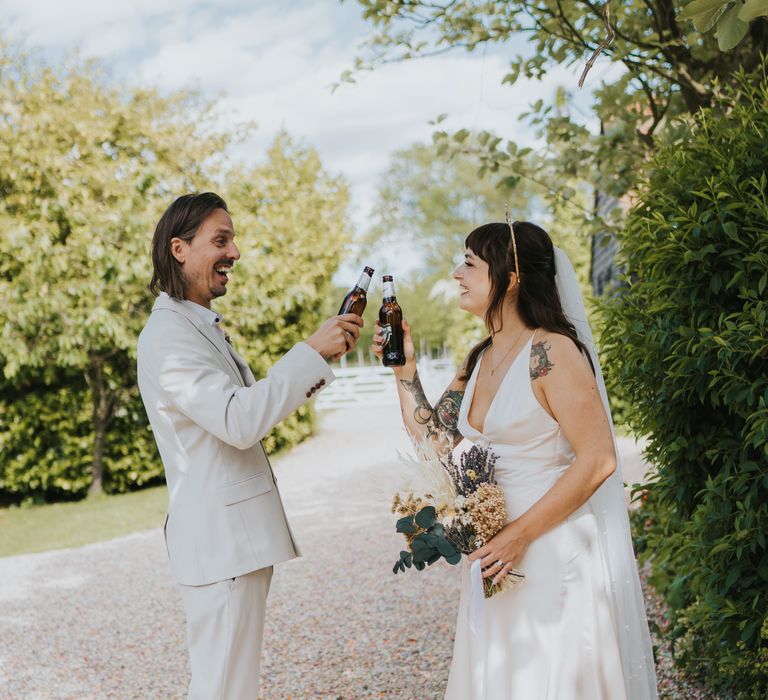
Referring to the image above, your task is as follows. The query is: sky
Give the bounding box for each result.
[2,0,604,277]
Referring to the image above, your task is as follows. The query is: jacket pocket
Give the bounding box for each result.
[220,471,272,505]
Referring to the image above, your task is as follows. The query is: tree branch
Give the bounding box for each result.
[579,0,615,87]
[633,73,662,147]
[555,0,593,50]
[643,0,666,40]
[579,0,663,52]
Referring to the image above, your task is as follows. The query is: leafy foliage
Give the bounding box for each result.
[0,45,349,500]
[220,134,351,453]
[0,46,218,495]
[601,66,768,698]
[362,143,541,275]
[679,0,768,51]
[350,1,768,234]
[393,504,462,573]
[359,142,592,361]
[0,376,163,500]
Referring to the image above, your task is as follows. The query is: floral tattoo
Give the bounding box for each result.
[436,389,463,431]
[530,341,554,380]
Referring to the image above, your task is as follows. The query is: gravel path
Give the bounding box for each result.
[0,407,717,699]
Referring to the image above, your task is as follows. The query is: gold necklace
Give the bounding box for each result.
[489,327,527,375]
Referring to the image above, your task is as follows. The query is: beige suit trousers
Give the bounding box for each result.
[178,566,273,699]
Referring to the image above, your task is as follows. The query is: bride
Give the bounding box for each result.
[372,219,658,699]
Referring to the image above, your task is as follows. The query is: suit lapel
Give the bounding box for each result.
[198,324,245,385]
[226,344,256,387]
[152,295,244,386]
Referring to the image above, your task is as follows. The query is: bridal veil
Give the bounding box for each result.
[553,246,658,699]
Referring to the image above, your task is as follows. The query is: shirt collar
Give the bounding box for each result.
[159,291,222,327]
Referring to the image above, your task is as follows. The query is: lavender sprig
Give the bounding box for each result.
[444,445,498,498]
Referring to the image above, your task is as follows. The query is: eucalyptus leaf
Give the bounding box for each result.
[431,522,445,536]
[436,535,459,557]
[415,505,437,529]
[410,534,433,560]
[396,516,418,535]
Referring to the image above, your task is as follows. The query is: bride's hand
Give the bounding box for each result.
[371,319,416,370]
[469,520,531,585]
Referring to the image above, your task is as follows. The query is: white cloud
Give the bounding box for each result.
[3,0,202,48]
[3,0,599,234]
[214,52,582,224]
[133,3,337,95]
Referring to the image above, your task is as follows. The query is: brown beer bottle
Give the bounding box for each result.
[379,275,405,367]
[338,266,374,316]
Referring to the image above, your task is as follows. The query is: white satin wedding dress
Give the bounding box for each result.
[444,331,628,700]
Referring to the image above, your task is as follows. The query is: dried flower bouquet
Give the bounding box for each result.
[392,438,524,598]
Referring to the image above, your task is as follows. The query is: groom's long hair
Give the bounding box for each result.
[150,192,229,300]
[459,221,594,382]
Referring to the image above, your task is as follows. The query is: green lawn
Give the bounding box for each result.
[0,486,168,558]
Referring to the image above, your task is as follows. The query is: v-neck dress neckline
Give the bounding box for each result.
[463,331,537,435]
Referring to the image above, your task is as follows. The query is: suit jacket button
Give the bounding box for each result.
[319,378,326,386]
[306,391,312,398]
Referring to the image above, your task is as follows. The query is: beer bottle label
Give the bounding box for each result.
[357,270,372,292]
[380,323,392,348]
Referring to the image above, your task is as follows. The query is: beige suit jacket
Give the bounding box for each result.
[137,294,335,585]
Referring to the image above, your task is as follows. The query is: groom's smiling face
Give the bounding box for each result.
[171,207,240,308]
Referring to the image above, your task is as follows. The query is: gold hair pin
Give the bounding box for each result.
[505,204,521,283]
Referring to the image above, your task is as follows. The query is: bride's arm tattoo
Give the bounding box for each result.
[398,374,434,427]
[399,371,464,443]
[530,341,555,380]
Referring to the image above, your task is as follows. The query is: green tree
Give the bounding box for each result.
[0,45,350,499]
[679,0,768,50]
[359,142,592,360]
[0,46,229,495]
[347,1,768,234]
[601,66,768,697]
[362,142,540,276]
[222,133,351,452]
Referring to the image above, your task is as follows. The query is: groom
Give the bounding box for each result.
[137,192,362,698]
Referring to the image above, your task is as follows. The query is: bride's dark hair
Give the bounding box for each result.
[459,221,594,382]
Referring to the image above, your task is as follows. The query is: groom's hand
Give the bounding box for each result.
[307,313,363,361]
